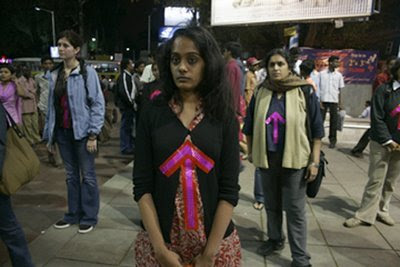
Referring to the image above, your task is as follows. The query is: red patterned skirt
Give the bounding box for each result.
[134,182,241,266]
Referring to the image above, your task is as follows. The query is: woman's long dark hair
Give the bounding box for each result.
[159,26,235,122]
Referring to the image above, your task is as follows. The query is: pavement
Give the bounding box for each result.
[2,119,400,266]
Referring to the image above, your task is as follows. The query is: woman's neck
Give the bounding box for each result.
[0,81,10,86]
[180,91,200,104]
[64,58,79,70]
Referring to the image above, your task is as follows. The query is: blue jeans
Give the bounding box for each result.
[254,168,264,203]
[120,109,135,153]
[0,194,34,267]
[56,128,99,225]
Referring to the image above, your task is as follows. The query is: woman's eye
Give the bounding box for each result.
[187,57,198,65]
[171,56,180,65]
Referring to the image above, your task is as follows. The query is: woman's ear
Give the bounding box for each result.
[75,46,81,56]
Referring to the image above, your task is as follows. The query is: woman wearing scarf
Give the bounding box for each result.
[243,48,324,267]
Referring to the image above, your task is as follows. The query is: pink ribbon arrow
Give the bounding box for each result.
[390,105,400,130]
[265,112,286,144]
[159,139,214,230]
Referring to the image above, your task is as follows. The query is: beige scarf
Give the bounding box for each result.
[252,75,311,169]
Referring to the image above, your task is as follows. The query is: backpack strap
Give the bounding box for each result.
[79,61,92,106]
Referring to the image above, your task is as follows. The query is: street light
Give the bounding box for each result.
[35,6,56,47]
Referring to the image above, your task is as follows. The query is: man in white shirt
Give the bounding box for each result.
[319,55,345,148]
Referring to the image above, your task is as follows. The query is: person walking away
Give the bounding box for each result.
[243,48,324,267]
[319,55,345,148]
[43,30,105,234]
[344,58,400,228]
[133,26,242,266]
[17,65,41,146]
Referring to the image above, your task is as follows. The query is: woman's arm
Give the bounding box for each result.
[194,200,234,265]
[139,194,183,266]
[306,138,321,182]
[195,117,240,266]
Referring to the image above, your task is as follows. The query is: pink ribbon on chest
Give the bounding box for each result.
[159,139,214,230]
[265,111,286,144]
[390,105,400,130]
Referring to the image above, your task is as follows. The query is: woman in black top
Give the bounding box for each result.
[133,26,241,266]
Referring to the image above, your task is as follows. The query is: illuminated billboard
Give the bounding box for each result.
[211,0,375,26]
[164,7,199,26]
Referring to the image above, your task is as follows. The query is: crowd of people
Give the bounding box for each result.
[1,25,400,267]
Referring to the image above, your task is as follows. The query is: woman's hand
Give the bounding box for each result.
[305,163,318,183]
[192,253,214,267]
[155,249,183,267]
[86,139,97,153]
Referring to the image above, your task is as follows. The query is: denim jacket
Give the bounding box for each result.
[43,65,105,145]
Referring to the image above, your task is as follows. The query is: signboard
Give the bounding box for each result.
[50,46,59,58]
[164,7,199,26]
[211,0,374,26]
[300,47,379,84]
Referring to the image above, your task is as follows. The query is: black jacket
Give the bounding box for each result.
[370,82,400,144]
[0,104,8,175]
[115,71,142,111]
[133,99,240,243]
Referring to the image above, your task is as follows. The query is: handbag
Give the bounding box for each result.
[0,108,40,195]
[301,86,328,198]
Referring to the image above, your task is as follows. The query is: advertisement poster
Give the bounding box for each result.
[211,0,374,26]
[300,47,379,84]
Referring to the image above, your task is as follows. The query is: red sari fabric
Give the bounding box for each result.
[134,101,242,266]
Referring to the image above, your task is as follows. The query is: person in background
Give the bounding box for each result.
[243,48,323,267]
[351,57,397,158]
[344,58,400,228]
[115,58,138,155]
[140,53,156,84]
[290,47,302,76]
[245,57,260,106]
[133,26,242,266]
[43,30,105,234]
[359,100,371,119]
[223,41,243,115]
[373,56,397,95]
[319,55,345,148]
[17,65,41,146]
[36,56,61,167]
[0,103,34,267]
[0,64,24,125]
[300,59,318,94]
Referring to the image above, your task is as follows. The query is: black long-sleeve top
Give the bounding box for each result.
[133,98,240,243]
[370,81,400,144]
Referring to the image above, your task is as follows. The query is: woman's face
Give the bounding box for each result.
[268,54,290,81]
[152,64,160,80]
[58,37,80,60]
[170,36,205,93]
[0,68,12,83]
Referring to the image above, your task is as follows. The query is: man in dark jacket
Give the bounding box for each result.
[0,104,34,266]
[344,58,400,228]
[115,58,140,155]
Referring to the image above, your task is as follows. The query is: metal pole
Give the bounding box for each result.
[51,11,56,47]
[147,14,151,53]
